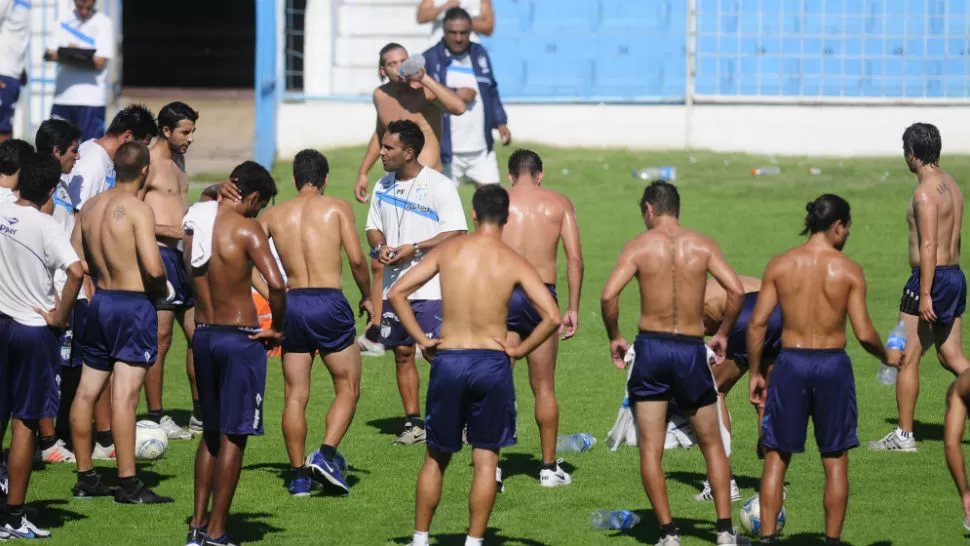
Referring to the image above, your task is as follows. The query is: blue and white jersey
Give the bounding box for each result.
[51,8,114,106]
[365,166,467,300]
[0,0,31,79]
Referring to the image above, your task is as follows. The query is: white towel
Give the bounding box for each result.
[182,201,218,268]
[606,347,639,451]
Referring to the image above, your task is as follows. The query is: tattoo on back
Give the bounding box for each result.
[112,206,126,220]
[668,232,678,327]
[937,182,949,195]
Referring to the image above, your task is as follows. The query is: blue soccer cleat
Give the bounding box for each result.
[306,449,349,494]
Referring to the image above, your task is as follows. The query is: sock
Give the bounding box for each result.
[192,400,203,421]
[411,531,430,546]
[3,504,23,526]
[291,465,308,478]
[119,476,140,494]
[406,414,422,428]
[147,409,165,424]
[540,461,557,472]
[715,518,733,534]
[38,435,58,451]
[659,522,677,538]
[320,444,337,460]
[896,427,913,440]
[77,468,98,482]
[95,429,113,447]
[464,536,484,546]
[760,534,777,544]
[825,537,841,545]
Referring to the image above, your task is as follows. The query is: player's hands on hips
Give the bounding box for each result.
[34,306,67,331]
[418,336,441,360]
[355,174,370,203]
[385,244,413,265]
[920,296,937,323]
[749,374,767,409]
[560,309,578,340]
[494,336,524,361]
[218,179,242,203]
[250,327,283,348]
[706,333,728,365]
[497,125,512,146]
[610,338,631,369]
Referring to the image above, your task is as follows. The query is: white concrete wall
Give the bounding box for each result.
[276,101,970,158]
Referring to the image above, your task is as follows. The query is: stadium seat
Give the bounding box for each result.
[599,0,686,35]
[593,39,686,99]
[522,57,593,98]
[337,4,425,37]
[531,0,599,35]
[488,0,533,36]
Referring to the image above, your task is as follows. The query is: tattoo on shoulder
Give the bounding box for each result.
[937,182,949,195]
[112,206,126,220]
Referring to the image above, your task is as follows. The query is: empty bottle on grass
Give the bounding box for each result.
[751,166,781,176]
[557,433,596,452]
[878,321,906,385]
[590,510,640,530]
[632,167,677,181]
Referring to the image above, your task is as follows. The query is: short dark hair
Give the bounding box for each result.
[157,101,199,133]
[0,139,34,176]
[508,149,543,178]
[114,141,150,182]
[473,185,509,226]
[903,123,942,166]
[387,120,425,159]
[443,6,472,24]
[293,149,329,190]
[35,119,81,156]
[379,42,405,68]
[17,153,61,207]
[106,104,159,141]
[801,194,851,236]
[230,160,278,202]
[640,180,680,218]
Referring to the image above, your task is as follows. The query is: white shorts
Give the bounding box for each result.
[444,149,500,187]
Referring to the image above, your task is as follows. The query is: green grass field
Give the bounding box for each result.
[13,145,970,545]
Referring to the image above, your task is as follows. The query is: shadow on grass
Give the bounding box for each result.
[367,417,405,437]
[130,468,177,490]
[610,510,718,544]
[227,512,284,543]
[666,470,762,493]
[390,527,551,545]
[29,499,86,530]
[497,452,577,482]
[882,417,965,444]
[775,532,867,545]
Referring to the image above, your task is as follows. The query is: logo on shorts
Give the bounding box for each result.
[254,394,263,429]
[144,351,151,362]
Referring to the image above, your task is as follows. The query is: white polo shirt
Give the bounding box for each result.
[51,9,115,107]
[365,167,467,300]
[429,0,482,45]
[62,139,114,211]
[0,202,80,326]
[0,0,30,80]
[445,52,486,154]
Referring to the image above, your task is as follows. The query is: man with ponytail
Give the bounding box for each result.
[748,194,891,546]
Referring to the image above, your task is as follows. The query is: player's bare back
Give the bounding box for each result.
[78,191,153,292]
[907,171,963,267]
[502,185,572,284]
[192,207,264,327]
[260,195,350,291]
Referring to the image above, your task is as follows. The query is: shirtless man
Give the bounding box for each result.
[601,180,746,546]
[70,141,174,504]
[500,149,582,487]
[184,161,284,546]
[870,122,970,453]
[749,194,889,545]
[256,149,371,496]
[387,185,561,546]
[353,42,467,203]
[140,101,200,440]
[944,370,970,532]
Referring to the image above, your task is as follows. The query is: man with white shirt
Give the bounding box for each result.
[417,0,494,46]
[45,0,116,142]
[0,139,32,203]
[366,120,467,446]
[423,8,510,190]
[0,0,30,142]
[0,153,84,539]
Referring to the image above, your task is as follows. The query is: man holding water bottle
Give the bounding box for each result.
[870,123,970,453]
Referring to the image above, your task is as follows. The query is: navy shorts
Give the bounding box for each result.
[0,314,59,421]
[425,349,516,453]
[760,348,858,454]
[81,290,158,371]
[155,247,195,311]
[194,324,267,436]
[727,292,783,368]
[628,331,718,411]
[283,288,356,354]
[900,265,967,325]
[506,284,557,337]
[51,104,106,143]
[0,75,21,134]
[380,299,442,348]
[59,298,89,369]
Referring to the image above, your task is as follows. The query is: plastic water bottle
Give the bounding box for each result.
[632,167,677,181]
[807,168,822,175]
[590,510,640,530]
[751,166,781,176]
[878,321,907,385]
[399,54,426,78]
[557,433,596,453]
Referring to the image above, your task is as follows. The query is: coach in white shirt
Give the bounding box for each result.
[417,0,493,46]
[0,0,30,141]
[365,120,467,446]
[0,152,83,539]
[45,0,115,142]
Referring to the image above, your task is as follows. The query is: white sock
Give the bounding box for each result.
[896,427,913,440]
[412,531,429,546]
[464,536,484,546]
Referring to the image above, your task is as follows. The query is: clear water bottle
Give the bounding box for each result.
[590,510,640,530]
[878,321,907,385]
[751,166,781,176]
[632,167,677,181]
[399,54,426,78]
[557,433,596,452]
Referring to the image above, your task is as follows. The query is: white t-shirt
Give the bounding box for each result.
[63,139,114,211]
[0,202,80,326]
[429,0,482,45]
[51,174,83,299]
[365,167,467,300]
[51,10,115,107]
[0,187,15,204]
[0,0,30,79]
[445,53,486,154]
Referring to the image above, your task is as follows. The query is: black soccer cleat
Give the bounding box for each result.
[72,473,114,499]
[113,480,174,504]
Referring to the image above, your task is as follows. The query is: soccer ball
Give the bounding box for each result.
[739,494,785,536]
[135,420,169,460]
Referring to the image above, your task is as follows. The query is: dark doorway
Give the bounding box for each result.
[121,0,255,88]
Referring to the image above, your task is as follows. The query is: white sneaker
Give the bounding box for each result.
[92,442,116,460]
[0,526,10,540]
[495,466,504,493]
[0,462,7,497]
[41,439,76,463]
[539,459,572,488]
[357,334,385,357]
[4,515,52,539]
[867,428,917,452]
[189,415,204,434]
[664,422,680,450]
[159,415,193,440]
[655,535,680,546]
[692,479,741,502]
[716,529,750,545]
